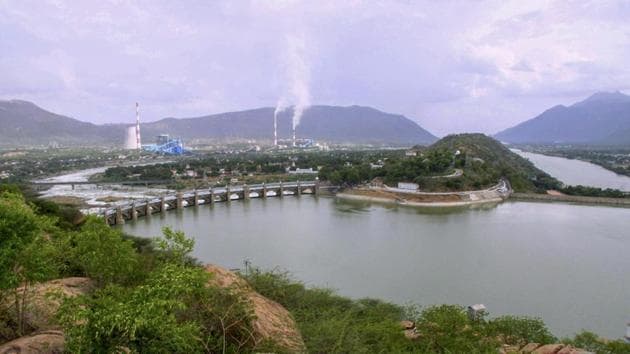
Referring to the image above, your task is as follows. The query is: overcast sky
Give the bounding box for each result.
[1,0,629,136]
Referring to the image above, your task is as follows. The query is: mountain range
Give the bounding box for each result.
[495,91,630,145]
[0,100,437,148]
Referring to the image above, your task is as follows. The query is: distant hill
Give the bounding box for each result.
[141,105,437,145]
[495,91,630,145]
[423,133,560,192]
[0,101,436,147]
[0,100,124,147]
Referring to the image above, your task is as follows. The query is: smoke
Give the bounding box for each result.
[124,126,137,149]
[275,34,311,132]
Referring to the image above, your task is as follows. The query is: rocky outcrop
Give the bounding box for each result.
[10,278,95,331]
[0,330,64,354]
[499,342,591,354]
[204,264,306,352]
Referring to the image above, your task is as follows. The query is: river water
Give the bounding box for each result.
[513,149,630,191]
[121,196,630,339]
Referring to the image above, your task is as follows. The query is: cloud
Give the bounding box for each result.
[0,0,628,135]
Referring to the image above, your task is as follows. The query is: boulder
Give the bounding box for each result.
[400,320,415,330]
[520,343,541,353]
[556,345,591,354]
[403,329,421,340]
[533,344,565,353]
[0,330,64,354]
[6,277,95,332]
[204,264,306,352]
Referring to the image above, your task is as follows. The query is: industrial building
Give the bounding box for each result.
[143,134,185,155]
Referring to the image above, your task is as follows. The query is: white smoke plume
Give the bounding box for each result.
[277,33,311,131]
[124,126,137,149]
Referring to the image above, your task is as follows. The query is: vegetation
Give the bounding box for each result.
[2,184,630,353]
[560,185,628,198]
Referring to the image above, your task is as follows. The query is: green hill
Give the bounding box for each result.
[417,134,560,192]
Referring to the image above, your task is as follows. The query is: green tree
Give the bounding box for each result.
[156,227,196,266]
[0,192,59,337]
[71,216,138,286]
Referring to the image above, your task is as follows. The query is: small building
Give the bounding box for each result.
[405,150,418,157]
[288,167,318,175]
[467,304,486,321]
[397,182,419,190]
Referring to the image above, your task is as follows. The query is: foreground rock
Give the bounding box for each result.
[500,342,591,354]
[204,264,306,352]
[10,277,95,332]
[0,330,64,354]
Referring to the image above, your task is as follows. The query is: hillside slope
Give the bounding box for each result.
[142,105,437,145]
[0,100,124,147]
[426,134,560,192]
[494,91,630,145]
[0,101,436,147]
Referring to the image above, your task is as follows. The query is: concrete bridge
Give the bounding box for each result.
[103,180,319,226]
[31,180,174,190]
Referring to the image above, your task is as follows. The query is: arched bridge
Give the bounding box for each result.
[103,180,319,226]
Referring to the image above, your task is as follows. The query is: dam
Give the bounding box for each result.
[103,180,319,225]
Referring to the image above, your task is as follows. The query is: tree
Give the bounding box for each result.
[0,192,58,337]
[71,216,138,286]
[156,227,196,266]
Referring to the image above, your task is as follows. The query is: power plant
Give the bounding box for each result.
[143,134,184,155]
[123,102,184,155]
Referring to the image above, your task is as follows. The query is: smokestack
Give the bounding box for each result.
[135,102,141,150]
[292,126,296,147]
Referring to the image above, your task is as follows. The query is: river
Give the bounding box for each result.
[513,149,630,191]
[121,196,630,339]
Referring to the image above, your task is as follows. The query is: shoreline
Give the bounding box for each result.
[336,192,504,207]
[510,192,630,208]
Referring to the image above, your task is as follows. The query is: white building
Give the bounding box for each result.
[397,182,419,190]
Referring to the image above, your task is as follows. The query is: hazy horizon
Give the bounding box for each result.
[1,0,629,136]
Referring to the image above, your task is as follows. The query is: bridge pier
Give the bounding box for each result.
[176,192,183,209]
[279,182,284,198]
[131,202,138,221]
[160,196,167,213]
[115,207,125,225]
[194,191,199,206]
[297,181,302,196]
[226,185,231,203]
[145,202,152,218]
[315,180,320,196]
[209,188,214,205]
[262,183,267,198]
[244,185,250,200]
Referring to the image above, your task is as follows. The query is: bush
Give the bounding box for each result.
[485,315,556,346]
[71,216,139,286]
[563,331,630,354]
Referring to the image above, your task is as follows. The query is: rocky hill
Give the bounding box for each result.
[141,105,437,145]
[0,100,437,147]
[0,100,123,147]
[495,91,630,145]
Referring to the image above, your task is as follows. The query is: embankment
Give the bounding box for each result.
[510,193,630,208]
[337,185,508,208]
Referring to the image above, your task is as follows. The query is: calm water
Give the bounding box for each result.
[122,197,630,338]
[514,149,630,191]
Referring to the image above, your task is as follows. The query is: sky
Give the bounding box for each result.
[1,0,629,136]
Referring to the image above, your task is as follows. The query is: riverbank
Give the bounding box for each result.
[510,192,630,208]
[336,182,509,208]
